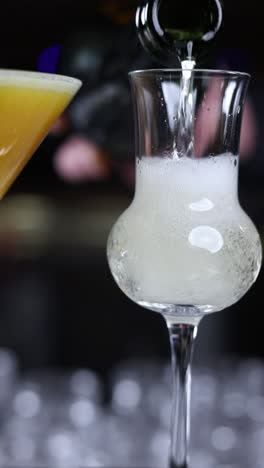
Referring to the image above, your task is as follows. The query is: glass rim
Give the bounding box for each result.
[0,68,82,86]
[129,68,250,79]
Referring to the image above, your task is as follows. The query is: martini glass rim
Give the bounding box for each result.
[0,68,82,87]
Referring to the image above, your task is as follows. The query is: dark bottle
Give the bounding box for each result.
[136,0,223,65]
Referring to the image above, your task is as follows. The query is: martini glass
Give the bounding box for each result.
[107,69,262,468]
[0,69,81,198]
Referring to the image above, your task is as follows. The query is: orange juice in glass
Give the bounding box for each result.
[0,70,82,198]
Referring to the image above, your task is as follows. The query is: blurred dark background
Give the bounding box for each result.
[0,0,263,377]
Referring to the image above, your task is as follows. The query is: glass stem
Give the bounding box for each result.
[166,322,198,468]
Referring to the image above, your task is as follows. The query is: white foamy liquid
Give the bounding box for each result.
[107,155,262,317]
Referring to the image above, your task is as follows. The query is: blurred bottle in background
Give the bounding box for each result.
[50,1,151,187]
